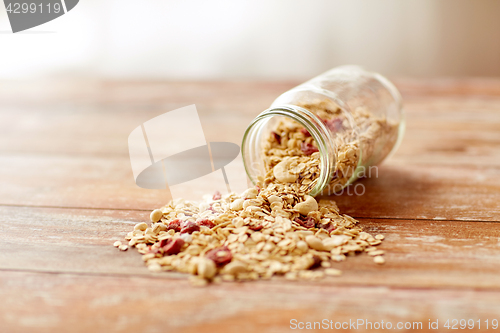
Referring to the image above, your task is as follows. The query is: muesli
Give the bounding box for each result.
[118,183,385,285]
[117,100,392,284]
[261,100,399,193]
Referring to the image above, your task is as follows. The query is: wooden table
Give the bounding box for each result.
[1,79,500,332]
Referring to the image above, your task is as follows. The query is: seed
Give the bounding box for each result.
[242,188,258,199]
[296,241,308,253]
[119,244,128,251]
[227,234,238,243]
[233,217,245,228]
[150,209,163,222]
[113,241,122,247]
[189,276,209,287]
[375,234,385,240]
[230,199,244,211]
[197,258,217,280]
[221,274,236,282]
[305,235,326,251]
[233,226,249,234]
[374,256,385,265]
[368,250,385,256]
[134,222,148,231]
[267,195,282,204]
[325,268,342,276]
[224,261,247,275]
[251,232,264,243]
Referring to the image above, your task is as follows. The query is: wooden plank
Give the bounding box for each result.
[1,80,500,168]
[2,206,500,290]
[0,80,499,217]
[331,164,500,221]
[1,152,499,220]
[1,80,500,215]
[1,79,500,332]
[2,270,500,333]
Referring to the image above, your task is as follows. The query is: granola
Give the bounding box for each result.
[116,99,395,284]
[261,99,399,193]
[117,183,385,284]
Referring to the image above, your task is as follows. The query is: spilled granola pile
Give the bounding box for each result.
[116,183,385,285]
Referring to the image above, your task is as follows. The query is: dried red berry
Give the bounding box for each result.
[212,191,221,201]
[248,223,263,231]
[272,131,281,144]
[310,255,322,269]
[322,223,337,233]
[149,246,161,255]
[294,216,316,229]
[180,221,200,234]
[159,238,171,248]
[301,142,319,155]
[300,128,311,137]
[206,246,232,267]
[325,118,343,132]
[167,219,182,232]
[163,238,185,255]
[197,218,215,229]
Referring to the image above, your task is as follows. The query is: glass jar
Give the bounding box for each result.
[241,65,405,196]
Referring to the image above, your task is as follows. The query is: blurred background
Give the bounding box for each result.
[0,0,499,80]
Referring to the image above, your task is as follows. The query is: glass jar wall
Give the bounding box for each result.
[242,66,405,196]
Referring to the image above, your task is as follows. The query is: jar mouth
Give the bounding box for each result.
[241,105,336,196]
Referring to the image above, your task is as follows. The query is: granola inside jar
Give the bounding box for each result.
[241,66,405,196]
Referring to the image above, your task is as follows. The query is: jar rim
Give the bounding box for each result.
[241,105,336,196]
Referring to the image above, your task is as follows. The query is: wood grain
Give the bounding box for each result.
[2,206,500,290]
[1,154,499,221]
[2,270,500,333]
[1,79,500,332]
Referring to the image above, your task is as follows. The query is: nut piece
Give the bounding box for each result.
[134,222,148,231]
[273,160,299,183]
[325,268,342,276]
[242,188,259,199]
[267,195,282,204]
[223,261,247,275]
[322,236,349,250]
[230,198,244,211]
[296,240,309,253]
[305,235,326,251]
[150,209,163,222]
[374,256,385,265]
[197,258,217,280]
[294,195,318,215]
